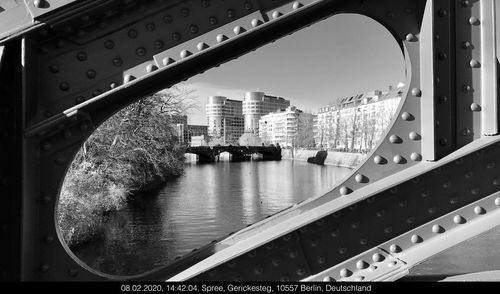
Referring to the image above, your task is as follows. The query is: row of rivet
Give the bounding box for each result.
[319,195,500,281]
[122,2,307,85]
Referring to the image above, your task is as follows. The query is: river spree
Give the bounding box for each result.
[74,160,351,276]
[73,159,500,279]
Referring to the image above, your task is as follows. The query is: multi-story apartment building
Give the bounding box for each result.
[243,92,290,135]
[206,96,244,144]
[314,84,404,152]
[259,106,311,147]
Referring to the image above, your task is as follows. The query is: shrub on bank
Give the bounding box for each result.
[58,88,195,248]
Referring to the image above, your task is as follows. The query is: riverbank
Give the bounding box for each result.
[281,149,366,168]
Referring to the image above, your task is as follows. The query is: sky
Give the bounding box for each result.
[180,7,500,125]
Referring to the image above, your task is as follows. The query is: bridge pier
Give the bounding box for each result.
[229,153,251,162]
[197,154,217,163]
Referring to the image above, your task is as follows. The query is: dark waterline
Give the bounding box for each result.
[73,160,500,279]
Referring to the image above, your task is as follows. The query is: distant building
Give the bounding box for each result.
[314,84,404,152]
[169,115,188,144]
[191,135,208,147]
[259,106,309,147]
[206,96,244,144]
[187,125,208,142]
[243,92,290,135]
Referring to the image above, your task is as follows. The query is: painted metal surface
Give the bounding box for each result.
[0,0,499,282]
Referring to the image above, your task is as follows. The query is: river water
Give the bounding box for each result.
[73,159,500,279]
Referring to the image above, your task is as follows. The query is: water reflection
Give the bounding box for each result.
[74,160,351,276]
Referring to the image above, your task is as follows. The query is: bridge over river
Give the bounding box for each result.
[185,146,282,163]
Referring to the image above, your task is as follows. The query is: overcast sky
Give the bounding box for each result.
[180,7,500,125]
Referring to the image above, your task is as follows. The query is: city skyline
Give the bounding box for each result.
[180,7,500,125]
[180,13,406,125]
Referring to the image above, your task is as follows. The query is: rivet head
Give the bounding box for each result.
[486,162,496,169]
[355,174,367,183]
[474,206,486,215]
[393,155,406,164]
[410,152,422,162]
[437,9,447,17]
[409,132,420,141]
[356,260,368,270]
[251,18,262,27]
[463,84,472,92]
[154,40,164,49]
[462,41,472,49]
[146,64,158,73]
[163,15,173,24]
[86,70,96,79]
[233,26,246,35]
[289,250,298,258]
[317,256,326,264]
[180,7,190,17]
[471,188,480,195]
[470,103,482,112]
[372,253,384,263]
[454,215,466,224]
[373,155,387,165]
[406,33,418,42]
[146,22,156,32]
[113,57,123,67]
[59,82,70,91]
[49,64,60,73]
[243,1,253,10]
[470,59,481,68]
[292,2,303,10]
[339,268,352,278]
[439,138,448,146]
[180,50,192,59]
[272,258,281,266]
[34,0,48,9]
[411,234,422,243]
[272,11,283,19]
[197,42,209,51]
[338,247,347,254]
[411,88,422,97]
[163,57,175,66]
[226,9,235,18]
[216,34,228,43]
[389,135,402,144]
[209,16,218,25]
[104,40,114,49]
[254,267,263,275]
[406,217,415,224]
[172,32,181,41]
[77,52,87,61]
[339,186,351,195]
[189,24,199,34]
[432,224,444,234]
[401,112,414,121]
[136,47,147,56]
[389,244,401,253]
[494,198,500,206]
[123,75,135,83]
[469,17,480,25]
[296,268,306,276]
[323,276,334,282]
[128,29,138,39]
